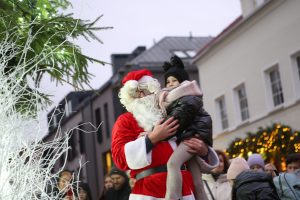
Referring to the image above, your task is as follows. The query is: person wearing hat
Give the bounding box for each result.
[228,157,280,200]
[159,55,218,200]
[163,55,190,86]
[227,157,250,182]
[111,69,217,200]
[104,167,131,200]
[247,153,265,172]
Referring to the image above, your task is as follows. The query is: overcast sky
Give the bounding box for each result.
[39,0,242,135]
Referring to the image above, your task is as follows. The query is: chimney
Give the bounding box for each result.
[110,46,146,75]
[189,31,193,40]
[153,38,156,45]
[240,0,264,17]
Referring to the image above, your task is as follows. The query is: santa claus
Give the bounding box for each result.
[111,69,215,200]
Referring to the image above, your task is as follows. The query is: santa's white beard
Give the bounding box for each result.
[126,94,164,131]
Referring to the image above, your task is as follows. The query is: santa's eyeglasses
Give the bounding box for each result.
[132,85,152,98]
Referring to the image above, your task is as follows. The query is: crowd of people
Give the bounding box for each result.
[101,153,300,200]
[109,55,300,200]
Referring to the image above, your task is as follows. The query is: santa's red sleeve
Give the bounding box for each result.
[111,113,152,170]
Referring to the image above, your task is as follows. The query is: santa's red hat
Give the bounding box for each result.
[119,69,160,111]
[122,69,153,85]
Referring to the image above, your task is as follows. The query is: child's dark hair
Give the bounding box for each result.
[162,55,190,84]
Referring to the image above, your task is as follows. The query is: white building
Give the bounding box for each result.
[193,0,300,150]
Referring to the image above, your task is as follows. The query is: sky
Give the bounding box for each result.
[39,0,242,135]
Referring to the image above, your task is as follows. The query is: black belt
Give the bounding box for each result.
[135,165,187,181]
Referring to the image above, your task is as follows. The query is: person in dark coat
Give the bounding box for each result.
[104,167,131,200]
[232,170,280,200]
[228,157,280,200]
[161,55,218,200]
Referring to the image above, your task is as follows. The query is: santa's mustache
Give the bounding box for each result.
[127,94,164,131]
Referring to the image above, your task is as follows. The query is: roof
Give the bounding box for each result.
[193,0,274,63]
[192,16,243,62]
[129,36,213,67]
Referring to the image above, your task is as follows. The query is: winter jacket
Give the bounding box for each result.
[232,170,280,200]
[202,173,232,200]
[273,169,300,200]
[104,182,131,200]
[161,80,212,145]
[165,95,212,145]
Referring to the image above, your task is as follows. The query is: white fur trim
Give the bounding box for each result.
[196,146,220,173]
[119,80,139,110]
[164,80,203,107]
[125,80,139,88]
[124,136,152,169]
[129,193,195,200]
[138,75,154,83]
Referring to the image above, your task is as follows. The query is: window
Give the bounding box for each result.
[185,50,196,57]
[269,67,284,106]
[173,51,188,58]
[102,151,112,176]
[53,114,57,127]
[67,132,76,161]
[216,96,229,130]
[65,100,72,117]
[78,123,85,154]
[172,50,196,58]
[104,103,110,138]
[297,56,300,81]
[95,108,103,143]
[290,53,300,99]
[235,84,249,121]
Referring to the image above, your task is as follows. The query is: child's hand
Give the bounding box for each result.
[183,137,208,157]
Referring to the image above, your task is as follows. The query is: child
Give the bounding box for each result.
[160,55,215,200]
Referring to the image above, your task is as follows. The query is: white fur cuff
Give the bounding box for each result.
[124,136,152,169]
[196,146,220,173]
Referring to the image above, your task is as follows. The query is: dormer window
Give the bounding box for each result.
[172,50,196,58]
[65,100,72,117]
[173,50,188,58]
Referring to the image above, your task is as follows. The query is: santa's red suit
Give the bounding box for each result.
[112,112,196,200]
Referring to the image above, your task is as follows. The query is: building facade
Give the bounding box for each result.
[193,0,300,150]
